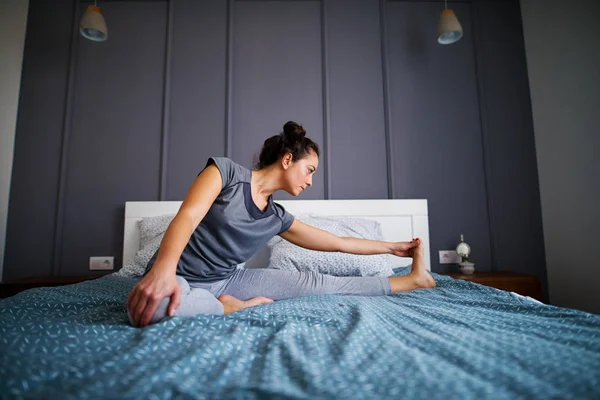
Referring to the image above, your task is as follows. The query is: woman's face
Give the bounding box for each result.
[283,151,318,196]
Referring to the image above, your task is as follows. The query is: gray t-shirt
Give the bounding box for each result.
[148,157,295,283]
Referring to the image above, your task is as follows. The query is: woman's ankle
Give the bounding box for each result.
[410,269,436,289]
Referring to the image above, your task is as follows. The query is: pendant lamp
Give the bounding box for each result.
[437,0,462,45]
[80,1,108,42]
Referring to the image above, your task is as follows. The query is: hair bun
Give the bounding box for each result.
[282,121,306,138]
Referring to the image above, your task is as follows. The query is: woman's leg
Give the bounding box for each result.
[216,269,391,301]
[216,244,435,302]
[126,276,225,325]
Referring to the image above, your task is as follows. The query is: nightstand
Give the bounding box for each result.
[0,276,103,299]
[441,271,543,302]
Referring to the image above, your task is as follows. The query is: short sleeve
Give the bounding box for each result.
[274,203,295,234]
[202,157,235,189]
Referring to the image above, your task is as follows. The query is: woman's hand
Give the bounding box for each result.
[126,264,181,328]
[390,238,421,258]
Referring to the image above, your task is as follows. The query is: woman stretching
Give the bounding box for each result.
[126,121,436,328]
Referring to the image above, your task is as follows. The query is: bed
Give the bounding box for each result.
[1,200,599,399]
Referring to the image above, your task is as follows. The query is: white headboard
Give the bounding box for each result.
[123,199,431,271]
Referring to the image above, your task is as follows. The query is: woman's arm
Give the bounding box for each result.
[150,165,223,272]
[279,219,420,257]
[127,164,222,327]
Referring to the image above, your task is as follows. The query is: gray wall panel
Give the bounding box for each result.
[387,2,492,271]
[167,0,228,200]
[231,0,324,200]
[59,2,167,274]
[327,0,388,200]
[4,0,74,280]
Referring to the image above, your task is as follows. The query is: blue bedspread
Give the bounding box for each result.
[1,268,599,399]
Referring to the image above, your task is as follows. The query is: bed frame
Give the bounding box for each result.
[123,199,431,271]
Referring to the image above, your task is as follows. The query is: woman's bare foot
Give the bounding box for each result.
[409,244,436,289]
[217,294,274,314]
[388,244,436,293]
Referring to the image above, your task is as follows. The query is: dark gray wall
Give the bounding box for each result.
[167,0,227,200]
[232,1,325,200]
[60,1,167,276]
[327,0,389,200]
[5,0,73,279]
[5,0,546,298]
[473,0,546,285]
[521,0,599,314]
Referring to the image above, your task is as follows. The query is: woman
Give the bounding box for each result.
[127,121,436,328]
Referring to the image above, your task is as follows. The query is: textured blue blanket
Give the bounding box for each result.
[1,268,598,399]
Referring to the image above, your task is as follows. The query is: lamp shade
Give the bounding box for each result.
[437,9,462,45]
[80,5,107,42]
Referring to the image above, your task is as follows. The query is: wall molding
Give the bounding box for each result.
[320,0,331,199]
[225,0,234,158]
[380,0,394,199]
[159,0,173,200]
[470,1,497,271]
[52,0,81,275]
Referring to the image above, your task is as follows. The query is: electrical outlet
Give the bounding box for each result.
[439,250,461,264]
[89,256,114,270]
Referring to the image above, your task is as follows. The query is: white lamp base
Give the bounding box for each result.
[459,262,475,275]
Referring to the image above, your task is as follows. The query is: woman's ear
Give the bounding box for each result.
[281,152,293,169]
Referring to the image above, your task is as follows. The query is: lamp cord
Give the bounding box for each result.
[444,0,448,10]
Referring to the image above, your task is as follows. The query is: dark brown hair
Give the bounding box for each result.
[256,121,319,169]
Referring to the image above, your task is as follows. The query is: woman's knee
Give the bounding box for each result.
[126,296,172,327]
[148,296,171,325]
[126,276,189,327]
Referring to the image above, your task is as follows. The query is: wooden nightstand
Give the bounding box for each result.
[441,271,543,302]
[0,276,103,299]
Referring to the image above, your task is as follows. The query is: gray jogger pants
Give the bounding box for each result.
[127,268,392,326]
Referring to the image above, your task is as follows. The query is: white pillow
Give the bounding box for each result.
[244,213,395,277]
[115,214,175,278]
[139,213,175,249]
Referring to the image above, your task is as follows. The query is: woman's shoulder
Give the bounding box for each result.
[207,156,245,167]
[205,157,250,186]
